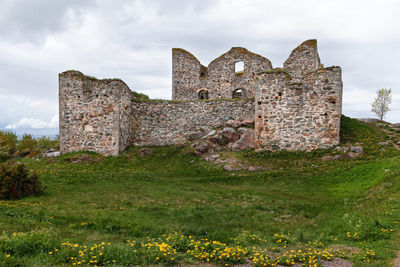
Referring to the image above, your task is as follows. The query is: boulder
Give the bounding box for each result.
[193,142,212,156]
[241,119,255,127]
[229,128,256,151]
[350,146,363,153]
[188,131,204,141]
[225,120,241,128]
[202,130,216,139]
[220,127,240,144]
[203,154,220,162]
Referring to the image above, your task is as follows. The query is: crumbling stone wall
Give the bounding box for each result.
[59,39,343,156]
[172,47,272,100]
[131,100,254,146]
[255,40,342,151]
[59,71,132,156]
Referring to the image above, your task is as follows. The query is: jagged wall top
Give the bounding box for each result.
[172,47,272,100]
[283,39,322,81]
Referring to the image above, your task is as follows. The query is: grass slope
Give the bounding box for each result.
[1,116,400,266]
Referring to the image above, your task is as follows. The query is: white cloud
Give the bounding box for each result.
[6,115,58,129]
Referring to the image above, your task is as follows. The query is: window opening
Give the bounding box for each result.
[235,61,244,74]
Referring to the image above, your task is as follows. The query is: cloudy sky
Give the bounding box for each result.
[1,0,399,136]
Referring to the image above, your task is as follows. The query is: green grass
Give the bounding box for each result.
[1,116,400,266]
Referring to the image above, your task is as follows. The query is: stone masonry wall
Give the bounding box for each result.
[283,39,321,82]
[59,39,343,156]
[131,100,254,146]
[59,71,132,156]
[255,40,342,151]
[172,47,272,100]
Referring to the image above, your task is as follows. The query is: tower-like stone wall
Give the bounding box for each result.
[255,40,342,151]
[59,71,132,156]
[172,47,272,100]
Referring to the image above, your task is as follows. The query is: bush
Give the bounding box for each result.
[0,131,17,162]
[0,163,44,200]
[16,134,37,152]
[36,136,59,151]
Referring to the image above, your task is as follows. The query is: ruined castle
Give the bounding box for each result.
[59,39,343,156]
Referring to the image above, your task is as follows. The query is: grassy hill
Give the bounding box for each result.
[1,116,400,266]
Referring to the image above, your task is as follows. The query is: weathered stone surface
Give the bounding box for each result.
[225,120,241,128]
[220,127,240,144]
[348,152,360,158]
[132,100,254,146]
[172,47,272,100]
[60,39,343,156]
[229,128,256,151]
[322,155,340,161]
[44,151,60,157]
[255,40,342,152]
[188,131,205,141]
[59,71,132,156]
[203,154,220,162]
[241,119,255,127]
[224,165,239,171]
[192,142,213,156]
[350,146,363,153]
[378,141,389,146]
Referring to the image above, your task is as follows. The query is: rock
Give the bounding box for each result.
[241,119,255,127]
[202,130,216,139]
[348,152,359,158]
[220,127,240,144]
[322,155,340,161]
[203,154,220,162]
[208,135,222,144]
[350,146,363,153]
[44,151,60,157]
[225,120,241,128]
[193,143,212,155]
[229,128,256,151]
[248,166,263,171]
[224,165,239,171]
[188,131,204,141]
[378,141,389,146]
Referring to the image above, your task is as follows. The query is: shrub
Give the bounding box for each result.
[16,134,37,152]
[0,131,17,162]
[0,163,44,200]
[36,136,59,151]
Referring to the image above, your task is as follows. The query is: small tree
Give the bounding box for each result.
[371,88,392,121]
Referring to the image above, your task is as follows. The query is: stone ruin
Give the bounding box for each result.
[59,39,343,156]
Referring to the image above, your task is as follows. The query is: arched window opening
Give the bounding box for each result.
[235,61,244,74]
[233,89,245,99]
[198,90,209,100]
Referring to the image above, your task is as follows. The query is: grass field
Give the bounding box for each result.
[1,116,400,266]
